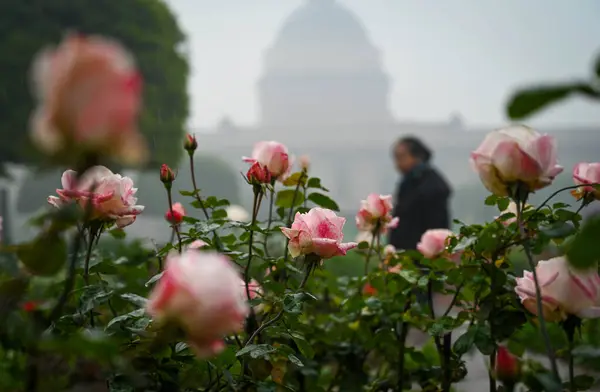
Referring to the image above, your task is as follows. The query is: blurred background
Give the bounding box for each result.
[1,0,600,245]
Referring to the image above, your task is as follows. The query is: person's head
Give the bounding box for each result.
[393,136,432,174]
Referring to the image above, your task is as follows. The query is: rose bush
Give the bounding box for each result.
[4,33,600,392]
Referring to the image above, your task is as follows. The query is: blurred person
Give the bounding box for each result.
[388,136,453,346]
[388,136,452,251]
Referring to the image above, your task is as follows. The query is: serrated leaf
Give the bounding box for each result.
[288,354,303,367]
[307,192,339,211]
[106,308,145,329]
[453,327,476,355]
[120,293,148,307]
[145,272,164,287]
[306,177,329,191]
[275,189,304,208]
[236,344,276,359]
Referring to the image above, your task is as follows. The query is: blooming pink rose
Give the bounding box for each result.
[48,166,144,228]
[573,162,600,200]
[147,250,249,358]
[188,240,207,249]
[243,141,291,180]
[30,34,147,165]
[470,125,563,196]
[280,208,358,260]
[417,229,455,259]
[165,203,185,224]
[515,256,600,321]
[355,194,399,233]
[246,161,271,184]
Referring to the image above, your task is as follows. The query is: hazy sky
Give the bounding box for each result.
[165,0,600,129]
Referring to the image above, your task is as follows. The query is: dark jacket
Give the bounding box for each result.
[388,165,452,250]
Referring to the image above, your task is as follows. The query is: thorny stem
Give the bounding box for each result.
[244,268,311,346]
[83,226,98,328]
[189,153,224,251]
[166,187,182,252]
[364,231,378,276]
[530,183,600,219]
[516,194,559,379]
[264,187,275,256]
[245,187,262,301]
[396,299,412,391]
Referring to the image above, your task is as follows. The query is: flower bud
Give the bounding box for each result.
[165,202,185,224]
[362,283,377,297]
[299,155,310,172]
[184,134,198,154]
[160,164,176,185]
[246,162,271,184]
[495,346,519,383]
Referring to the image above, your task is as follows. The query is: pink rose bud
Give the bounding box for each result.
[246,161,272,184]
[30,34,147,165]
[355,194,399,234]
[572,162,600,200]
[146,250,249,358]
[188,240,207,249]
[243,141,291,181]
[160,164,175,184]
[495,346,520,383]
[47,166,144,228]
[383,244,397,257]
[417,229,456,260]
[280,207,358,260]
[165,202,185,225]
[515,256,600,321]
[299,155,310,171]
[470,125,563,196]
[184,133,198,154]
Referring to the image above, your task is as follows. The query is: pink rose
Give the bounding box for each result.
[48,166,143,228]
[417,229,455,259]
[470,125,563,196]
[573,162,600,200]
[188,240,207,249]
[355,194,399,233]
[299,155,310,171]
[515,256,600,321]
[165,203,185,225]
[246,161,271,184]
[280,208,358,260]
[243,141,291,180]
[147,250,249,358]
[30,34,147,165]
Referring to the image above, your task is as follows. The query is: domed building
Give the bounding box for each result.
[258,0,392,127]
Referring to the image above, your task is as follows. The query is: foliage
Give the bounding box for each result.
[0,0,188,169]
[2,140,600,392]
[506,51,600,120]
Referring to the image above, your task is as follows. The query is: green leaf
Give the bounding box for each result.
[235,344,276,359]
[453,326,476,355]
[175,342,189,353]
[307,177,329,191]
[497,197,510,212]
[507,83,599,120]
[307,192,339,211]
[484,195,498,206]
[565,216,600,270]
[17,232,67,276]
[108,228,126,239]
[288,354,304,367]
[80,286,114,313]
[120,293,148,307]
[212,209,228,219]
[145,272,164,287]
[179,190,196,196]
[106,308,145,329]
[540,222,576,239]
[282,172,305,187]
[275,189,304,208]
[290,333,314,359]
